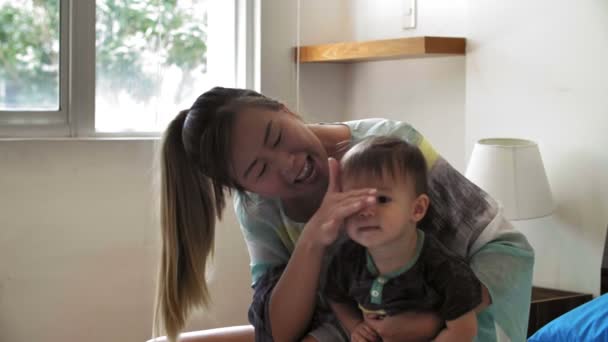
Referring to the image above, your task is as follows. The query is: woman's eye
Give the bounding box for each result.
[257,164,267,178]
[273,131,282,147]
[377,195,391,204]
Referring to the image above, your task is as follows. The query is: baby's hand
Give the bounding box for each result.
[363,311,442,342]
[351,321,379,342]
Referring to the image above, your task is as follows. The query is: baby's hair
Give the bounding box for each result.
[341,136,428,195]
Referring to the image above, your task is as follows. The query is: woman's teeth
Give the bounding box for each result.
[295,157,313,182]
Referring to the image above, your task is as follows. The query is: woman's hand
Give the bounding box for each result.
[302,157,376,248]
[364,311,443,342]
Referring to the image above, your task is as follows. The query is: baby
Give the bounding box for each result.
[325,136,482,342]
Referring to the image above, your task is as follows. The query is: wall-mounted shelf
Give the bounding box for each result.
[296,36,466,63]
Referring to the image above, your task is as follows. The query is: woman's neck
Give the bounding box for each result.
[308,123,351,160]
[368,227,418,275]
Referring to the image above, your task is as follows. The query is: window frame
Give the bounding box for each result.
[0,0,258,139]
[0,0,70,137]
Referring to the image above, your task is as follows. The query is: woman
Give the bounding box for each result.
[153,87,534,342]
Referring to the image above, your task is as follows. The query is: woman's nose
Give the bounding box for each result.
[277,151,296,180]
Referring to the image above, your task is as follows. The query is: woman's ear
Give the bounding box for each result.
[412,193,430,223]
[280,104,301,118]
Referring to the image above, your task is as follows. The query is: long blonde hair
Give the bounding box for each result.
[154,87,281,341]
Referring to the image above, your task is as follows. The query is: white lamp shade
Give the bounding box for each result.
[466,138,555,220]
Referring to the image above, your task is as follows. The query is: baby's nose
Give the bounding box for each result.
[358,204,376,217]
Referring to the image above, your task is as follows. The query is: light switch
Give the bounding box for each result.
[402,0,416,30]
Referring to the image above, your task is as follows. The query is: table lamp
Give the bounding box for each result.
[465,138,555,220]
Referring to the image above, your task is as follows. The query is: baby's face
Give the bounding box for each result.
[342,173,418,248]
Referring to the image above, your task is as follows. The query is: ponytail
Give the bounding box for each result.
[152,87,283,341]
[153,110,225,342]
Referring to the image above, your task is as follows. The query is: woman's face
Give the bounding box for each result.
[230,107,329,199]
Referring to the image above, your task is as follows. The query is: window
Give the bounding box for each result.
[0,0,67,133]
[0,0,257,137]
[0,0,60,111]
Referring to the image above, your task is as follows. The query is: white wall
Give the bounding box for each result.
[295,0,608,297]
[321,0,608,296]
[347,0,467,41]
[343,0,468,170]
[466,0,608,295]
[0,141,252,342]
[344,57,466,170]
[297,0,349,123]
[262,0,469,171]
[260,0,348,124]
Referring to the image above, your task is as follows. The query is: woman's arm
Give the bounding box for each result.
[328,300,364,334]
[269,158,377,341]
[475,284,492,312]
[433,311,477,342]
[268,236,327,340]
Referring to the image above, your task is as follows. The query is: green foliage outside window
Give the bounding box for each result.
[0,0,207,108]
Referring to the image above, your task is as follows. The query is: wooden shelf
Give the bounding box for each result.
[296,36,466,63]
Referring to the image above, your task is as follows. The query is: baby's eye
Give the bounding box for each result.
[377,195,391,204]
